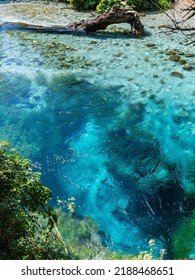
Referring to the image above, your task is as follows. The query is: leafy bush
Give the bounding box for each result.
[0,141,70,259]
[45,0,171,11]
[96,0,171,13]
[56,208,166,260]
[158,0,171,9]
[96,0,122,13]
[68,0,100,9]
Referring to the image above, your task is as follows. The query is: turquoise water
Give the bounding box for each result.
[0,2,195,258]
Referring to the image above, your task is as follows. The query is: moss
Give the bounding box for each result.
[173,212,195,259]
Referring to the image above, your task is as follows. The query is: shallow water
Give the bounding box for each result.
[0,1,195,258]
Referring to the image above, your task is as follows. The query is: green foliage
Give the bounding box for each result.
[0,141,70,259]
[57,209,135,259]
[173,211,195,259]
[68,0,100,9]
[56,208,165,260]
[0,140,167,260]
[96,0,171,13]
[44,0,171,11]
[96,0,122,13]
[158,0,171,9]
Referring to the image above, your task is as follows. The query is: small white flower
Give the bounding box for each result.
[143,254,153,260]
[159,249,167,259]
[149,239,155,246]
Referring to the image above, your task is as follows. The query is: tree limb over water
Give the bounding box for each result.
[67,6,144,35]
[0,6,144,36]
[163,0,195,44]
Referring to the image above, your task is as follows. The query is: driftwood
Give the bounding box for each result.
[67,6,144,35]
[0,6,144,35]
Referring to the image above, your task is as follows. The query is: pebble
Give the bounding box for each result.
[112,42,120,46]
[171,71,183,78]
[178,59,187,65]
[145,43,156,48]
[185,53,194,57]
[169,55,180,61]
[182,65,193,71]
[166,50,178,55]
[89,40,98,45]
[112,53,123,57]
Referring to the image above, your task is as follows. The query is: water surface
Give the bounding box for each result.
[0,1,194,258]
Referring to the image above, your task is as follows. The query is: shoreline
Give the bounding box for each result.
[0,1,193,40]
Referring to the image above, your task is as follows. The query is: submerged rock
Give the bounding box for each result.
[145,43,156,48]
[166,49,184,56]
[166,50,178,55]
[112,52,123,57]
[89,40,98,45]
[169,55,180,61]
[185,53,194,57]
[112,42,120,46]
[171,71,183,78]
[182,65,193,71]
[177,59,187,65]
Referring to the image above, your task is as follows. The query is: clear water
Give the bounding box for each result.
[0,2,194,258]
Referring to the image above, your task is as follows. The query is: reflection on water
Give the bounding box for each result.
[0,2,194,259]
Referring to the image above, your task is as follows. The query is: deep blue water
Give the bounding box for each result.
[0,2,195,258]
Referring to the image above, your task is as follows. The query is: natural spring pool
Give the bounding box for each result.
[0,1,194,259]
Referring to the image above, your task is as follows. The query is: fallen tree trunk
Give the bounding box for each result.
[0,6,144,35]
[67,6,144,35]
